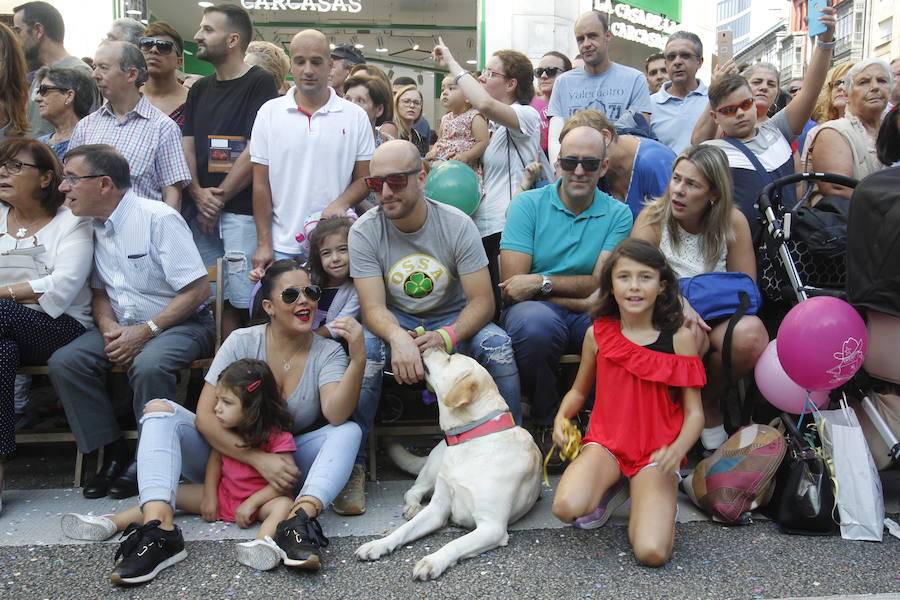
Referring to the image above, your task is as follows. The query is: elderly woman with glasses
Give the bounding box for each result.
[33,67,99,160]
[138,21,188,130]
[0,137,93,509]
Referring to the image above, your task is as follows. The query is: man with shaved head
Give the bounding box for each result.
[346,140,522,514]
[250,28,374,273]
[499,122,632,455]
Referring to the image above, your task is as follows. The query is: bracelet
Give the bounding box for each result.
[6,286,15,302]
[816,38,836,49]
[435,328,454,353]
[440,325,457,348]
[453,71,469,85]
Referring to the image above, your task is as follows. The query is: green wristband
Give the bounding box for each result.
[414,326,426,337]
[436,328,454,353]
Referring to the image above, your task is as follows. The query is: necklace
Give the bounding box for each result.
[269,329,310,372]
[10,209,40,239]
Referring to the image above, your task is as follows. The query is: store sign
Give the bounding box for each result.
[593,0,679,50]
[240,0,363,12]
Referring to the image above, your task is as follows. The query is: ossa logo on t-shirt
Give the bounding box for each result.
[387,254,449,312]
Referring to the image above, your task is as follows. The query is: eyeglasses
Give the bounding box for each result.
[399,98,422,107]
[715,97,754,116]
[138,37,178,56]
[558,156,602,172]
[788,85,802,94]
[482,68,509,80]
[664,51,697,61]
[35,85,69,98]
[534,67,562,78]
[364,168,421,192]
[0,159,39,175]
[61,174,107,186]
[828,78,846,90]
[280,285,322,304]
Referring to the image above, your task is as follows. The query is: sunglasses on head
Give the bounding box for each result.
[715,97,754,116]
[534,67,562,78]
[364,168,421,193]
[138,37,178,55]
[280,285,322,304]
[558,156,602,172]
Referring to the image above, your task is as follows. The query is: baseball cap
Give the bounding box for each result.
[331,43,365,65]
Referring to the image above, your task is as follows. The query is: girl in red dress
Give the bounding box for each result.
[551,239,706,567]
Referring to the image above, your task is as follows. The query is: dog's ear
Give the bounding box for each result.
[442,373,478,408]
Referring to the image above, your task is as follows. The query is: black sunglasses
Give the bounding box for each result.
[534,67,562,78]
[364,168,421,193]
[35,85,69,97]
[558,156,602,172]
[138,37,178,56]
[280,285,322,304]
[664,51,698,62]
[788,85,802,94]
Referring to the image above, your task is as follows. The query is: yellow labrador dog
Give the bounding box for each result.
[355,347,542,580]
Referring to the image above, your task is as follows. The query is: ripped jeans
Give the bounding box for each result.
[352,309,521,464]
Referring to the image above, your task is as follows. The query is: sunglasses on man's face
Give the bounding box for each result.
[280,285,322,304]
[364,168,421,193]
[715,97,754,116]
[138,37,178,56]
[558,156,602,172]
[534,67,562,78]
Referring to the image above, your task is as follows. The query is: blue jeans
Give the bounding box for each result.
[353,309,521,463]
[502,301,592,426]
[137,400,361,510]
[220,212,258,309]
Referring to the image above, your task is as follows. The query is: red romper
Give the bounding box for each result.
[583,318,707,478]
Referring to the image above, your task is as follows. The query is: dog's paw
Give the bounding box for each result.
[412,553,451,581]
[355,539,392,561]
[403,501,423,520]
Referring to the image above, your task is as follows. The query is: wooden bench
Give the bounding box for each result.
[14,259,224,486]
[367,353,581,481]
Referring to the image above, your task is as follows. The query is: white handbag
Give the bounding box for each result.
[0,245,50,312]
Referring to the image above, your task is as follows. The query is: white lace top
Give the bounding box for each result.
[659,222,726,278]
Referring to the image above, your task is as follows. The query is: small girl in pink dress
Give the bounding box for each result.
[425,74,489,175]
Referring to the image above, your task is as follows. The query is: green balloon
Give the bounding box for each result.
[424,160,480,215]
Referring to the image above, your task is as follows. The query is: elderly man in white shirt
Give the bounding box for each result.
[48,144,214,500]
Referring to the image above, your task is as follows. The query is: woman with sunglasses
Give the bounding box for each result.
[532,51,572,154]
[698,6,835,234]
[33,67,99,160]
[800,62,854,167]
[0,137,94,511]
[115,258,364,573]
[138,22,188,130]
[632,144,767,451]
[394,85,427,157]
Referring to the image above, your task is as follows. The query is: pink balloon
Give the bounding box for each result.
[776,297,867,391]
[756,340,829,413]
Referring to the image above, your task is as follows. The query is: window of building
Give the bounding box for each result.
[878,17,892,45]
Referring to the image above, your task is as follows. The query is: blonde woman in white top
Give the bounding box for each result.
[632,144,767,451]
[0,138,93,506]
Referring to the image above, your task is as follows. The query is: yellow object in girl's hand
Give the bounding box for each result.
[543,420,581,487]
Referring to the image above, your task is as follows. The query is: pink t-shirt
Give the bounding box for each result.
[530,96,550,152]
[217,429,297,522]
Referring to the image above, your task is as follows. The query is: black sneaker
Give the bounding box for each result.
[108,520,187,585]
[532,425,565,472]
[273,510,329,570]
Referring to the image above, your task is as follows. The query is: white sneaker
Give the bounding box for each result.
[61,513,117,540]
[235,536,284,571]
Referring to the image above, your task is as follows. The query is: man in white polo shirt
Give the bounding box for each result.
[250,29,374,270]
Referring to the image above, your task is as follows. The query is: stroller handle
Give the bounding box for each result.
[757,172,858,213]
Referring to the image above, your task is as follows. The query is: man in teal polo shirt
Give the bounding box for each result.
[499,125,632,438]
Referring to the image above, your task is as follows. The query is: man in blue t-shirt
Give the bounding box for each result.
[500,125,632,441]
[547,10,652,163]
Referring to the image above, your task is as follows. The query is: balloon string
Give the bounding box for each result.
[795,389,812,432]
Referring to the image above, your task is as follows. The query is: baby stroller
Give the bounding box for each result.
[756,170,899,468]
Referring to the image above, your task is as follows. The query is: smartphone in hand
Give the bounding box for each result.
[717,30,733,64]
[808,0,827,37]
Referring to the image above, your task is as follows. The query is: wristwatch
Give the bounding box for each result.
[539,275,552,296]
[146,319,163,337]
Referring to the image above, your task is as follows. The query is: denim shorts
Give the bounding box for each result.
[220,212,258,309]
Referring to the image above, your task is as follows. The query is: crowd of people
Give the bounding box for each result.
[0,0,897,586]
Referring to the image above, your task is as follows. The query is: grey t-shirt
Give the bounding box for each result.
[27,56,93,138]
[349,198,487,318]
[547,63,652,120]
[205,324,348,433]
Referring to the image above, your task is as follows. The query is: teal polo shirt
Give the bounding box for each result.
[500,180,633,276]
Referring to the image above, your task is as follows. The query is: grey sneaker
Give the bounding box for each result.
[61,513,118,540]
[332,463,366,516]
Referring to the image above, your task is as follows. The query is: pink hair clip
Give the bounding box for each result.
[247,380,262,392]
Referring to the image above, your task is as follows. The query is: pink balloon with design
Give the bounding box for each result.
[756,340,830,413]
[776,297,867,391]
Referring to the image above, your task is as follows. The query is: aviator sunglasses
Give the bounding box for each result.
[715,97,754,116]
[558,156,602,172]
[534,67,562,78]
[364,168,421,193]
[138,37,178,55]
[280,285,322,304]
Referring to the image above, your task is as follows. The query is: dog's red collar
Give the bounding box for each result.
[444,411,515,446]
